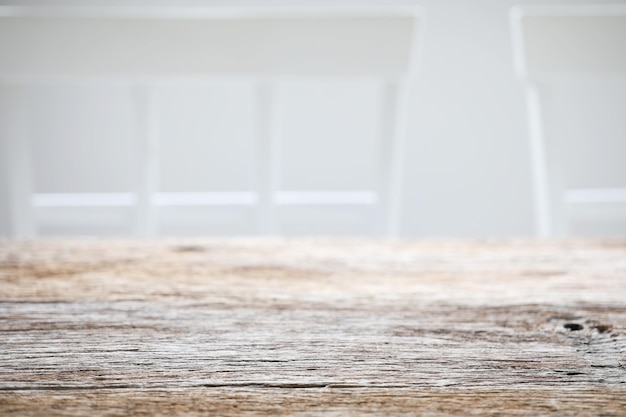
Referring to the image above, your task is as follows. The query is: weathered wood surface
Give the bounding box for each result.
[1,239,626,416]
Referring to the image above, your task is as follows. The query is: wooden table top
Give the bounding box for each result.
[1,239,625,416]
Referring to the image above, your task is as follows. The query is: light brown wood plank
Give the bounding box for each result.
[1,239,625,415]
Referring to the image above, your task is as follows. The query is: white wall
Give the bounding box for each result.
[1,0,625,237]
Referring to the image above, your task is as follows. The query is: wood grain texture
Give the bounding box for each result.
[1,239,625,415]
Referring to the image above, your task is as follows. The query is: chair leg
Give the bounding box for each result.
[526,82,567,237]
[378,80,409,238]
[256,81,281,236]
[1,84,35,238]
[132,84,159,237]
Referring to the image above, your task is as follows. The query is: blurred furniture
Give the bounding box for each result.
[0,6,422,238]
[511,5,626,236]
[2,238,626,414]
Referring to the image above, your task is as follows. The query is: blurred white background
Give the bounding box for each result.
[0,0,625,238]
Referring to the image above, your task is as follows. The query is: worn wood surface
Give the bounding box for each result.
[1,239,626,416]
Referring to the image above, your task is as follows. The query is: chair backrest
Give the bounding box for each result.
[0,7,419,79]
[0,7,422,238]
[512,5,626,80]
[511,6,626,236]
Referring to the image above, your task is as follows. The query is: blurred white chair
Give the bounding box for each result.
[0,6,422,238]
[511,5,626,236]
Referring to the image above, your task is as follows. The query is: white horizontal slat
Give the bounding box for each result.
[32,191,379,207]
[33,193,136,207]
[153,192,257,206]
[566,188,626,204]
[276,191,377,205]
